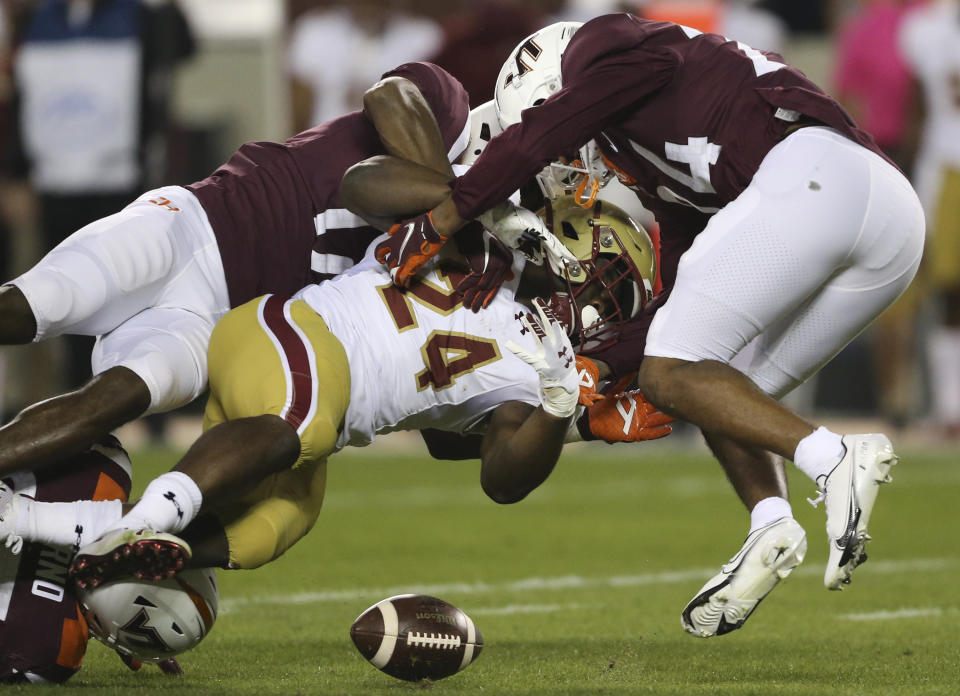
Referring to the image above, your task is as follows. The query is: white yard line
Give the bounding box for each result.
[837,607,958,622]
[470,603,590,616]
[218,557,957,614]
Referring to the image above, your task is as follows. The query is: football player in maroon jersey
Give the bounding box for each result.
[0,63,470,480]
[0,437,183,681]
[374,16,925,636]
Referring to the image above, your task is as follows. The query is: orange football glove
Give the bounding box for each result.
[586,390,674,443]
[375,211,449,287]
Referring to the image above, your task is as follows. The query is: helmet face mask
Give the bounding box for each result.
[539,196,657,354]
[536,140,615,207]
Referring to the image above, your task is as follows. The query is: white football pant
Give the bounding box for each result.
[645,127,925,399]
[8,186,230,414]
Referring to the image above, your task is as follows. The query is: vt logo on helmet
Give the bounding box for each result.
[494,21,582,128]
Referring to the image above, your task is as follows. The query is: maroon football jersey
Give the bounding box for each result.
[0,438,131,683]
[453,13,884,231]
[188,62,470,306]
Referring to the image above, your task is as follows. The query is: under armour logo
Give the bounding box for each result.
[163,491,184,520]
[73,524,84,552]
[557,346,573,369]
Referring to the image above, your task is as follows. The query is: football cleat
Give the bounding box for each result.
[681,518,807,637]
[810,433,897,590]
[0,482,24,555]
[69,528,192,590]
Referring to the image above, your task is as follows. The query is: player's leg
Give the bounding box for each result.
[0,189,229,476]
[0,305,217,477]
[70,295,351,585]
[0,368,149,477]
[642,126,923,465]
[209,458,329,570]
[644,128,924,634]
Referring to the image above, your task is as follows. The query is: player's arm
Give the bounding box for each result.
[479,299,579,503]
[479,401,569,504]
[363,76,453,178]
[380,45,676,284]
[339,155,452,230]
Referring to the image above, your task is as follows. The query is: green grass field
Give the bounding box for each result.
[13,438,960,695]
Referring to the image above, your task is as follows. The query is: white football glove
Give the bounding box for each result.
[506,298,580,419]
[477,201,578,271]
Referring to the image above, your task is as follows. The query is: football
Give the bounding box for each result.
[350,594,483,682]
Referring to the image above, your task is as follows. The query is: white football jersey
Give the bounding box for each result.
[899,0,960,213]
[296,250,542,448]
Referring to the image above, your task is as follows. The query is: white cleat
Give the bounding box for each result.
[811,433,897,591]
[681,518,807,637]
[0,482,24,555]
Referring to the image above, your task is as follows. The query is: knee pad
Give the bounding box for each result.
[221,461,327,570]
[93,309,214,414]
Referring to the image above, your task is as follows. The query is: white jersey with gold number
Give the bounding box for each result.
[295,252,541,448]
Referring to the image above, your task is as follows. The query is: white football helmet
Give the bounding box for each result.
[456,100,503,167]
[494,22,614,207]
[494,21,582,129]
[78,568,219,662]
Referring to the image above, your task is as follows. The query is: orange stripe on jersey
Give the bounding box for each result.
[259,295,315,431]
[175,576,215,635]
[92,472,129,503]
[56,605,89,670]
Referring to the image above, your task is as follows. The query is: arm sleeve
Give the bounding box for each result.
[450,44,679,220]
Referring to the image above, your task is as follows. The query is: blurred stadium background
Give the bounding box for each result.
[0,1,958,691]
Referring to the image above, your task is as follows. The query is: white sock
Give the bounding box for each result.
[793,426,845,483]
[749,496,793,533]
[927,327,960,424]
[13,498,123,549]
[118,471,203,535]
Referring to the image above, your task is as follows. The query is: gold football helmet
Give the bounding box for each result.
[540,195,658,353]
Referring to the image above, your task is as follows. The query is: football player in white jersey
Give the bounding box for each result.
[0,198,671,582]
[899,0,960,435]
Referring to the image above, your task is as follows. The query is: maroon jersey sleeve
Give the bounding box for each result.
[452,13,886,226]
[0,438,131,683]
[381,62,471,162]
[451,15,680,220]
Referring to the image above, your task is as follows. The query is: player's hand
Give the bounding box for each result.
[477,202,577,271]
[506,298,579,419]
[375,211,449,287]
[115,649,184,676]
[455,225,515,312]
[586,390,674,443]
